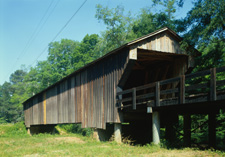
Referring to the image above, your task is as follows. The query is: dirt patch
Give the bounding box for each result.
[24,153,40,157]
[53,137,85,144]
[0,131,4,135]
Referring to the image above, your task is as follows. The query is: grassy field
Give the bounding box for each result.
[0,123,224,156]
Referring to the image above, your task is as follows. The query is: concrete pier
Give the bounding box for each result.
[152,112,160,144]
[114,123,122,143]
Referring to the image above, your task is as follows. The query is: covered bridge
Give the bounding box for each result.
[23,27,197,143]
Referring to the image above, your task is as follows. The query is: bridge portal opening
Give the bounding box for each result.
[121,50,188,145]
[124,50,188,90]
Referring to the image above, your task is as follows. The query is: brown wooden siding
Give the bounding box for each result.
[24,50,129,129]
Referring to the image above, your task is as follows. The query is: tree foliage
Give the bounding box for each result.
[181,0,225,70]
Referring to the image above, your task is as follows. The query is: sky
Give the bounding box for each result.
[0,0,194,85]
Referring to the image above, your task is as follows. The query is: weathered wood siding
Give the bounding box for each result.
[24,50,129,129]
[132,32,184,54]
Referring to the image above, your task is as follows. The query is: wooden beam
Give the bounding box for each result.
[184,114,191,147]
[43,92,46,125]
[118,60,135,88]
[210,68,216,101]
[155,82,160,107]
[179,75,185,104]
[208,112,216,148]
[132,88,136,110]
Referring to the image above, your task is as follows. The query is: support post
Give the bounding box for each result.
[93,129,100,141]
[114,123,122,143]
[155,82,160,107]
[27,127,31,136]
[210,68,216,101]
[208,112,216,148]
[152,112,160,144]
[184,114,191,147]
[132,88,136,110]
[165,113,178,144]
[179,75,185,104]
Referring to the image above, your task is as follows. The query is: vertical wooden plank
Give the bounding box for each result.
[76,73,81,123]
[91,74,94,127]
[160,33,164,52]
[64,80,68,123]
[26,102,29,126]
[97,64,100,128]
[104,60,108,124]
[210,68,216,101]
[84,70,87,128]
[32,96,38,125]
[106,59,110,122]
[87,70,91,127]
[57,84,61,123]
[46,89,51,124]
[43,92,47,125]
[132,88,136,110]
[179,75,185,104]
[25,103,30,127]
[67,77,72,123]
[38,94,42,124]
[151,37,156,50]
[28,101,32,126]
[59,83,63,124]
[81,72,84,127]
[156,35,160,51]
[102,63,106,129]
[52,86,57,124]
[155,82,160,107]
[71,76,75,123]
[74,75,77,123]
[109,58,113,122]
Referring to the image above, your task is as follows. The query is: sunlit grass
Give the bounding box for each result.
[0,123,224,156]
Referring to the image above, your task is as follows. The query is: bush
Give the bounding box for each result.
[0,121,28,137]
[58,124,93,137]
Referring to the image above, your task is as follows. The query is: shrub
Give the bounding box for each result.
[0,121,28,137]
[58,124,93,137]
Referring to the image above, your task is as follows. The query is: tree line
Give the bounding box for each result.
[0,0,224,147]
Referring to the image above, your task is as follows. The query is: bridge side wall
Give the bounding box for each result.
[23,50,129,129]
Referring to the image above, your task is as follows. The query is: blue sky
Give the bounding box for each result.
[0,0,193,85]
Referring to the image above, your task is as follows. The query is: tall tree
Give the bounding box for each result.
[0,82,12,123]
[95,4,134,55]
[132,9,173,38]
[181,0,225,70]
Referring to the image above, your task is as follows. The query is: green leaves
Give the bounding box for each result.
[180,0,225,70]
[95,4,134,55]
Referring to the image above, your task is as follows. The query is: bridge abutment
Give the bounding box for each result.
[93,123,122,143]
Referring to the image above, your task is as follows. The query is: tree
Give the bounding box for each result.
[95,4,134,55]
[181,0,225,70]
[0,82,12,123]
[9,70,27,85]
[132,8,173,38]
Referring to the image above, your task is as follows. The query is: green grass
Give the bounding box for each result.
[0,123,224,156]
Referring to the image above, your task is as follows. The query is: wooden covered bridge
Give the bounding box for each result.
[23,27,225,147]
